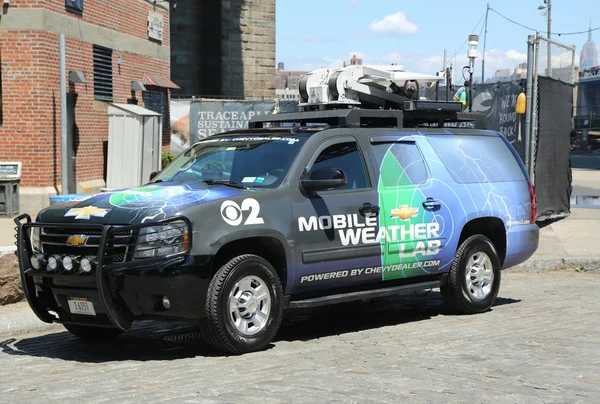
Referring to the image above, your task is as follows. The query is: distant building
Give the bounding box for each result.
[490,63,528,82]
[514,63,527,80]
[580,25,599,70]
[276,88,301,101]
[494,69,512,79]
[344,54,363,67]
[276,67,308,90]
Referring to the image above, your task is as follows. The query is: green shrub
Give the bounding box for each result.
[162,151,176,168]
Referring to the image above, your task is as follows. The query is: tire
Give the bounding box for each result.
[199,254,284,354]
[441,234,501,314]
[63,324,123,340]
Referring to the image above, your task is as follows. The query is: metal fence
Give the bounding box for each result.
[524,34,576,183]
[534,35,576,84]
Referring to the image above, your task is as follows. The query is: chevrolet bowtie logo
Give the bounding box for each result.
[390,205,419,220]
[65,206,110,220]
[66,234,89,247]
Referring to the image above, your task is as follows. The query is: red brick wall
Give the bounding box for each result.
[13,0,170,46]
[0,31,57,187]
[0,1,171,187]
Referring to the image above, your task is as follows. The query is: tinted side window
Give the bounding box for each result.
[372,142,428,187]
[309,142,369,189]
[427,135,525,183]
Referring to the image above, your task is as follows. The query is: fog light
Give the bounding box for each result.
[80,256,96,273]
[47,254,63,272]
[162,296,171,309]
[62,255,78,272]
[30,253,46,270]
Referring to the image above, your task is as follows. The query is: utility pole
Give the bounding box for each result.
[525,35,536,177]
[482,3,489,83]
[547,0,552,76]
[59,34,68,195]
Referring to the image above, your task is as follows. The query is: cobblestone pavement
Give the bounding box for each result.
[1,270,599,404]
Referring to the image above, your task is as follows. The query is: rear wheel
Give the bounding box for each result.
[63,324,122,340]
[199,254,284,354]
[441,235,501,314]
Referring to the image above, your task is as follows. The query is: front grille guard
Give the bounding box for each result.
[13,214,193,330]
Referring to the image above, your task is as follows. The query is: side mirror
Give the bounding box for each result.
[149,171,160,181]
[301,168,347,193]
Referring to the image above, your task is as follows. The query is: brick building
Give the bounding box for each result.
[0,0,175,214]
[276,63,307,91]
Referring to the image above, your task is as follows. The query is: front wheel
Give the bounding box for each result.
[199,254,284,354]
[441,234,501,314]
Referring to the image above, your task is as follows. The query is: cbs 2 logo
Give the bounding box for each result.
[220,198,264,226]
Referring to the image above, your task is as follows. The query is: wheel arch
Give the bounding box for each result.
[211,233,290,292]
[458,217,507,266]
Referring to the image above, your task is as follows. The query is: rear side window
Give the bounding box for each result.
[427,135,525,183]
[371,142,428,187]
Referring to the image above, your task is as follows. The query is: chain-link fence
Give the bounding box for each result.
[534,35,576,84]
[526,34,576,183]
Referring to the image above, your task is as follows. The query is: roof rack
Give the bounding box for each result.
[251,65,488,130]
[250,108,487,130]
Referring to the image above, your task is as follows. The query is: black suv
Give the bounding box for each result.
[15,108,539,354]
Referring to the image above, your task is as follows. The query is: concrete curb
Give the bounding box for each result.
[506,258,600,273]
[0,302,62,337]
[0,246,16,256]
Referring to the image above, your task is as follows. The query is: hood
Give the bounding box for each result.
[37,182,255,225]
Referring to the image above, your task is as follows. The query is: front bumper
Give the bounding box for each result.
[14,214,213,330]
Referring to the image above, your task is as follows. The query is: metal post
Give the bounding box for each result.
[59,34,68,195]
[530,32,541,184]
[524,35,535,178]
[468,69,474,112]
[547,0,552,77]
[482,3,489,83]
[571,44,576,84]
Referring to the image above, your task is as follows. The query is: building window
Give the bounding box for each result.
[65,0,84,12]
[93,45,113,101]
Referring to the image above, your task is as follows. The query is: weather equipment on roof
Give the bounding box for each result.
[298,64,450,110]
[252,65,487,130]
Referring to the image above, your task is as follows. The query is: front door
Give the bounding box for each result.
[369,135,449,280]
[291,136,382,293]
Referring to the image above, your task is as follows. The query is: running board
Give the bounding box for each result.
[287,280,441,309]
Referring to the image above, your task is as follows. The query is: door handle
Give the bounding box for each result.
[422,198,441,211]
[359,203,380,216]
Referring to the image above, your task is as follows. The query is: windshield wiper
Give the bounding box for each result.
[203,180,248,189]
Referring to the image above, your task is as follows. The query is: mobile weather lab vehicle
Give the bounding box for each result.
[15,65,539,354]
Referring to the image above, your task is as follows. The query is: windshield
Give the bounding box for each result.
[153,134,306,188]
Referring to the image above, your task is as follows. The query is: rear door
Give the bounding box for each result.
[368,134,450,280]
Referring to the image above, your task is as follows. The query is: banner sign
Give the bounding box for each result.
[189,100,276,143]
[170,100,192,155]
[148,11,164,41]
[170,100,277,154]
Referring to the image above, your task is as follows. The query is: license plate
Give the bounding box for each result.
[67,298,96,316]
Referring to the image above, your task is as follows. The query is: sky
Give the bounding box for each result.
[276,0,600,81]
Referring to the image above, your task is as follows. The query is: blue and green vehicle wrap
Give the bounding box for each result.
[14,126,539,331]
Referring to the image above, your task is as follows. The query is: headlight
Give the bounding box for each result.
[30,227,42,252]
[134,221,189,259]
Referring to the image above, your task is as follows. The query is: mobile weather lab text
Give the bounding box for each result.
[298,213,442,254]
